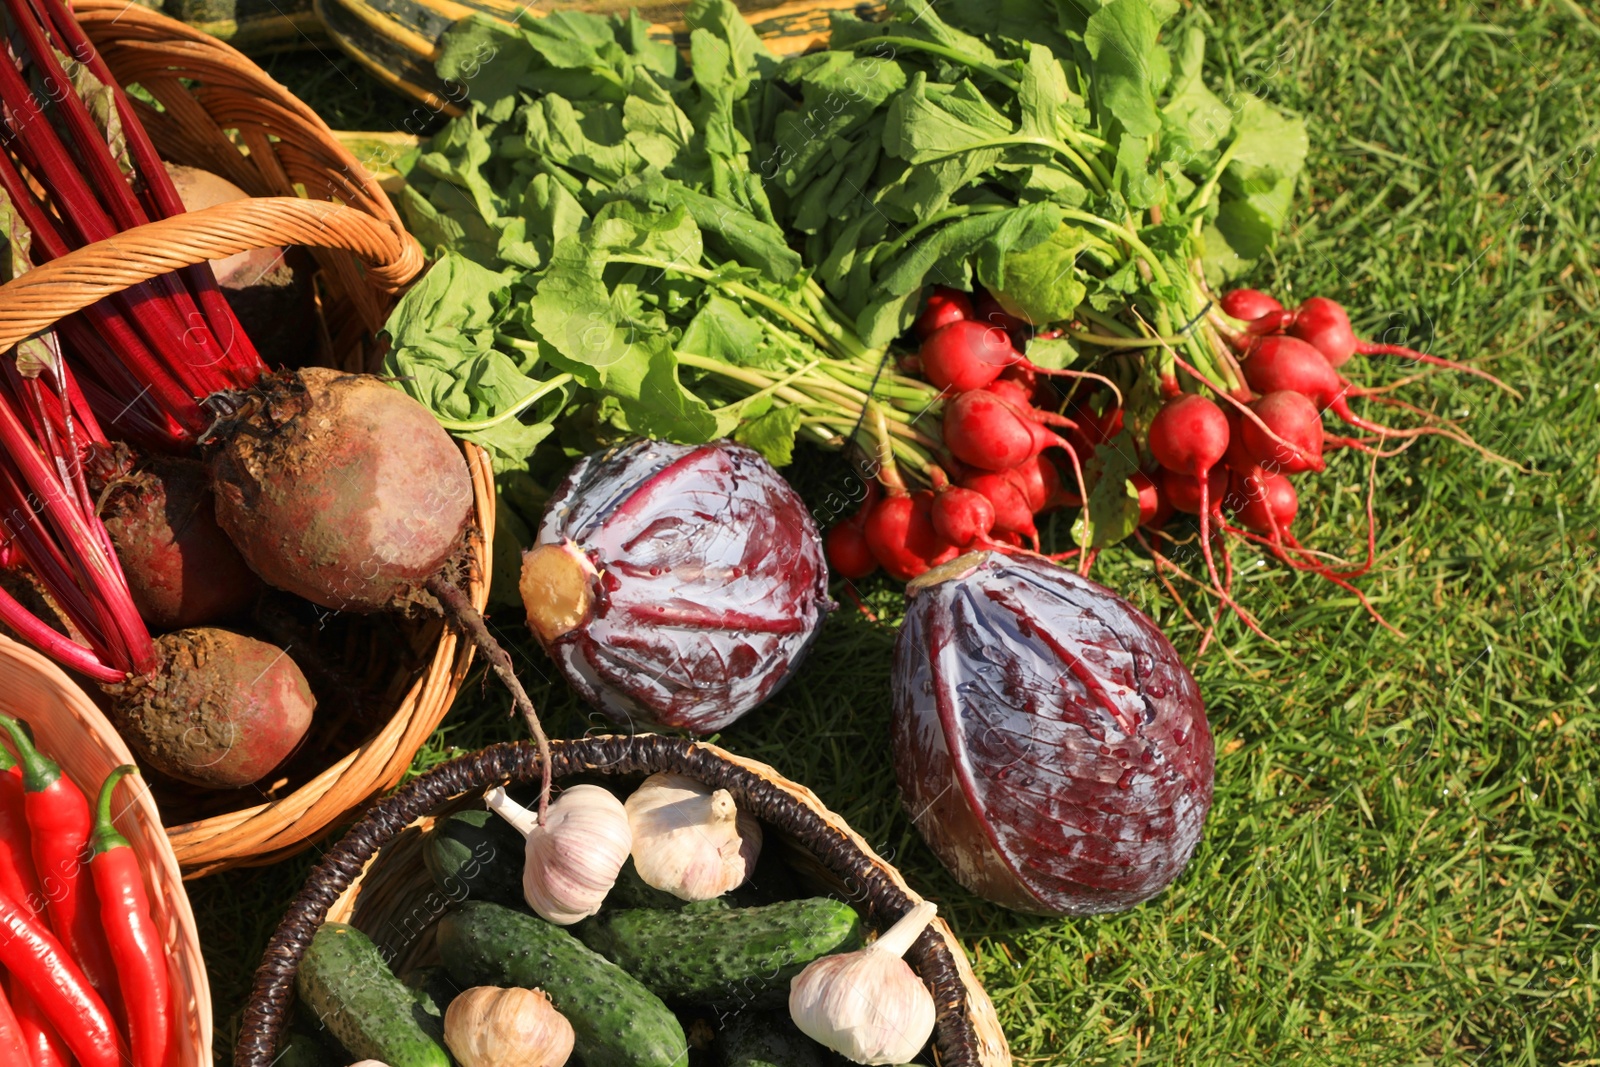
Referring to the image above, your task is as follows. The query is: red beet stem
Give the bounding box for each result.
[34,0,267,390]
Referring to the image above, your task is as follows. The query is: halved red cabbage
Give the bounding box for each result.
[524,439,832,733]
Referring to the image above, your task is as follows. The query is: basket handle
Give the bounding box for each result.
[0,197,424,353]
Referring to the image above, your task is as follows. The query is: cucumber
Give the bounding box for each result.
[718,1010,823,1067]
[437,901,688,1067]
[405,965,466,1020]
[424,808,526,906]
[576,898,862,1008]
[296,923,450,1067]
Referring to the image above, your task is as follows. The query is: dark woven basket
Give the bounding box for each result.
[236,734,1012,1067]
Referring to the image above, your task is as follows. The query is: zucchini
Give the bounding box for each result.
[576,898,862,1008]
[296,923,450,1067]
[424,808,526,906]
[718,1010,823,1067]
[437,901,688,1067]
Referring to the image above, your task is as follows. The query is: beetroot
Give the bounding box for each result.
[209,367,474,613]
[891,551,1214,915]
[165,164,316,367]
[107,627,315,788]
[522,439,831,733]
[101,456,263,629]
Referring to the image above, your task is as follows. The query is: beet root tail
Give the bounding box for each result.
[429,575,554,818]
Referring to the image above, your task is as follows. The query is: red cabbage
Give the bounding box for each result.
[524,439,832,733]
[892,551,1213,915]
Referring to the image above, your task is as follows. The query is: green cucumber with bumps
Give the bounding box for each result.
[437,901,688,1067]
[296,923,450,1067]
[576,898,863,1008]
[423,808,525,906]
[718,1010,824,1067]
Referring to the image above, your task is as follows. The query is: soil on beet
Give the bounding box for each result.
[107,627,316,790]
[101,456,264,630]
[209,367,475,613]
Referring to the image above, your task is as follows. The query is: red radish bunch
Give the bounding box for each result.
[822,279,1513,646]
[824,289,1097,582]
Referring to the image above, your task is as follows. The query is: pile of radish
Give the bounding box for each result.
[827,282,1513,642]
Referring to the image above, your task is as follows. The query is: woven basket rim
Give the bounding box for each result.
[0,3,482,873]
[235,735,1013,1067]
[0,635,213,1063]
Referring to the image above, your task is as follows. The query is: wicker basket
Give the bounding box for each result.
[236,735,1013,1067]
[0,636,212,1063]
[0,1,494,876]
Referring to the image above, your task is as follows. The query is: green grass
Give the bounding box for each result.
[193,3,1600,1063]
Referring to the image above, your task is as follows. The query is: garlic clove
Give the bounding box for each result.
[444,985,575,1067]
[788,901,939,1066]
[486,784,632,925]
[625,772,762,901]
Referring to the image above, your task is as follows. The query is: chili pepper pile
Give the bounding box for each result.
[0,717,170,1067]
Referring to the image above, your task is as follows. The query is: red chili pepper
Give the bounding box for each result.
[0,716,122,1023]
[0,980,33,1065]
[91,765,171,1067]
[0,887,122,1067]
[0,745,87,1067]
[0,745,44,912]
[9,980,73,1067]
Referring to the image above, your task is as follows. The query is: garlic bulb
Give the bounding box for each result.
[788,901,939,1065]
[486,784,631,925]
[444,986,575,1067]
[625,773,762,901]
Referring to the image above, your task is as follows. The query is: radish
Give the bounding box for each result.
[1239,391,1326,474]
[1220,288,1283,322]
[931,487,996,548]
[1147,393,1262,635]
[864,492,958,581]
[1240,335,1460,443]
[1020,453,1076,511]
[1285,296,1358,367]
[1147,394,1230,476]
[919,320,1019,392]
[943,391,1070,472]
[1222,408,1257,473]
[1160,466,1227,515]
[960,471,1039,547]
[1227,469,1298,535]
[913,287,974,339]
[1284,296,1516,393]
[1132,470,1169,528]
[976,289,1032,346]
[826,515,878,579]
